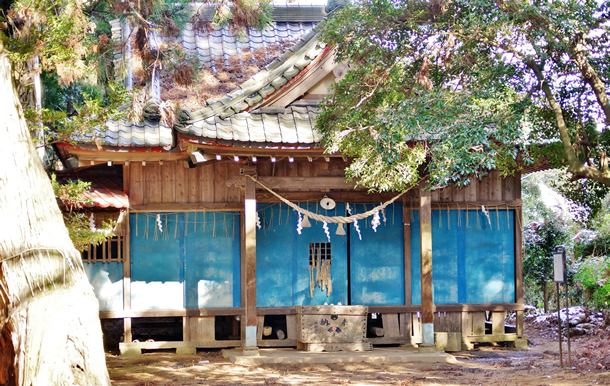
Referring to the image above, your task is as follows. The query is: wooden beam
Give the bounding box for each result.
[130,203,244,212]
[244,177,257,347]
[187,143,333,157]
[514,173,524,337]
[262,48,338,108]
[246,303,527,318]
[257,307,297,315]
[255,191,404,203]
[61,147,188,163]
[419,185,434,344]
[403,200,522,210]
[99,308,245,319]
[227,176,362,191]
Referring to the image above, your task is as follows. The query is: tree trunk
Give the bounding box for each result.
[0,41,110,385]
[542,280,548,314]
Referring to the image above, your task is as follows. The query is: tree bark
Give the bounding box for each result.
[0,41,110,385]
[542,280,548,314]
[526,58,610,186]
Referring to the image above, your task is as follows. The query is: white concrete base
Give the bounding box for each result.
[422,323,434,345]
[245,326,257,347]
[224,347,456,366]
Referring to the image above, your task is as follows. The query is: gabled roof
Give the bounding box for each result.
[177,106,322,148]
[69,4,336,154]
[176,29,328,122]
[79,119,173,148]
[181,21,317,70]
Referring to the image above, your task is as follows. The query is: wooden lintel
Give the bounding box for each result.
[254,303,525,316]
[130,203,244,212]
[255,191,402,203]
[63,148,188,163]
[426,199,523,209]
[99,308,245,319]
[187,143,330,157]
[257,307,297,315]
[227,176,361,190]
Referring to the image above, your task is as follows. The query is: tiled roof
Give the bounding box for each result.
[179,28,328,122]
[177,106,322,147]
[74,119,173,148]
[83,177,129,209]
[182,21,317,70]
[103,5,331,149]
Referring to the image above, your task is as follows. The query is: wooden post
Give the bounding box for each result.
[244,177,258,353]
[514,174,524,337]
[123,205,132,344]
[420,185,434,346]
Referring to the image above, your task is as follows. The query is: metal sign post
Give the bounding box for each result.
[553,245,570,368]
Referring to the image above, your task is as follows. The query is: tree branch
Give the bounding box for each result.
[569,36,610,126]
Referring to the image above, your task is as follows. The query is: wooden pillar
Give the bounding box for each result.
[123,201,132,344]
[514,174,524,337]
[244,177,258,351]
[419,186,434,345]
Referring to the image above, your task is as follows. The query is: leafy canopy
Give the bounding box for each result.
[318,0,610,191]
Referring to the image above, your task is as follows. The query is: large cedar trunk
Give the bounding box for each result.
[0,42,110,384]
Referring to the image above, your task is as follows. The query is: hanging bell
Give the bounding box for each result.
[302,215,311,228]
[336,223,346,236]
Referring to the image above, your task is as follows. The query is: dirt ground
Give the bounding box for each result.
[106,320,610,385]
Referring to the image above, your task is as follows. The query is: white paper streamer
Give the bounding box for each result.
[371,211,381,232]
[481,205,491,227]
[297,212,303,235]
[89,213,95,231]
[323,221,331,242]
[381,207,387,224]
[353,219,362,240]
[156,214,163,233]
[256,213,262,230]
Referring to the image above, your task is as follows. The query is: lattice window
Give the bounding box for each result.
[309,242,331,265]
[81,211,126,262]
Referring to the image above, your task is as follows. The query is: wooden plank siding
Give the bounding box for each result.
[127,161,242,206]
[125,159,520,209]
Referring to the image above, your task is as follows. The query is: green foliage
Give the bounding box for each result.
[318,0,610,191]
[523,219,569,284]
[51,174,115,251]
[64,212,115,252]
[51,174,92,211]
[552,177,610,226]
[574,256,610,310]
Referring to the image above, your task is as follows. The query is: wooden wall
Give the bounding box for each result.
[125,158,520,207]
[256,157,348,178]
[430,170,520,204]
[126,160,242,206]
